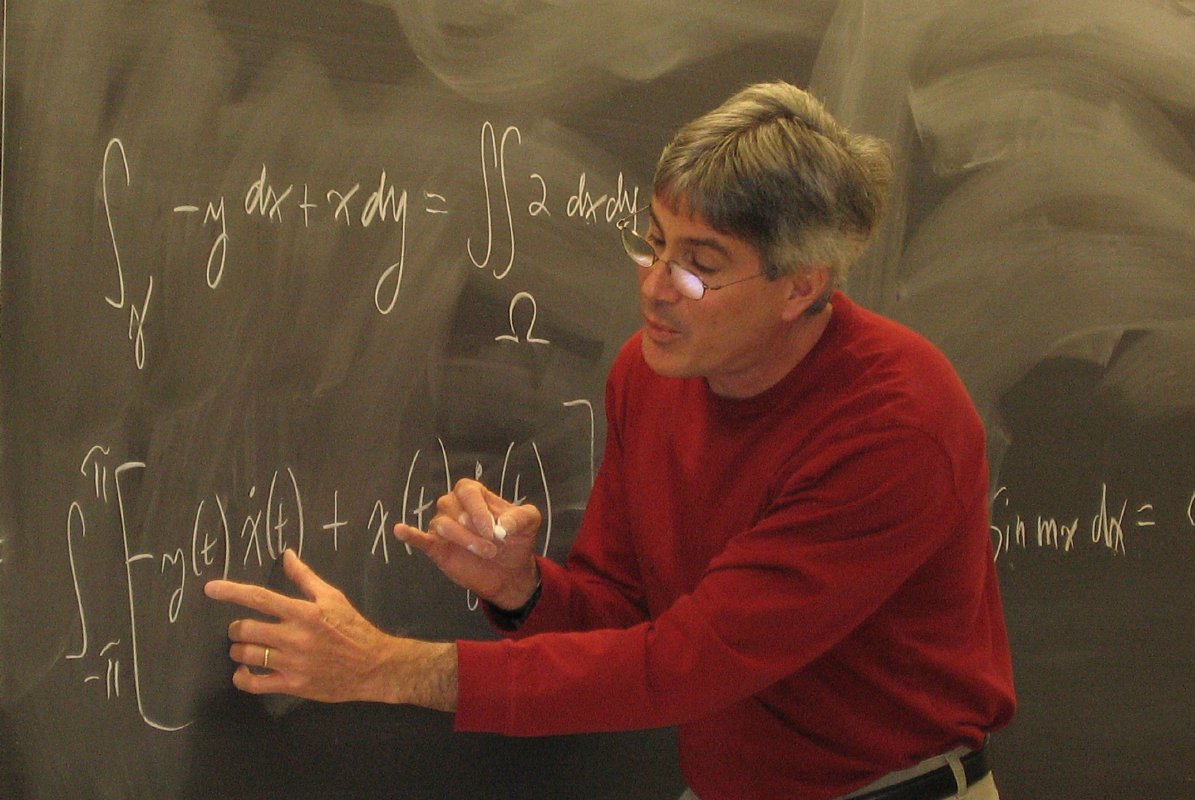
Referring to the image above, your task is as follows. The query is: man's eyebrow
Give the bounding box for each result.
[647,208,734,260]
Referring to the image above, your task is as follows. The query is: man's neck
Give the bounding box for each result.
[708,303,834,399]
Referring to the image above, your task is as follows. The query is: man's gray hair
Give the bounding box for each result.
[653,81,893,307]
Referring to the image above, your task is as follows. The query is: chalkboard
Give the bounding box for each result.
[2,2,1194,799]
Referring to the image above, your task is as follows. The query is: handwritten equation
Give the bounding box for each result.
[62,397,594,731]
[101,121,643,369]
[989,482,1195,561]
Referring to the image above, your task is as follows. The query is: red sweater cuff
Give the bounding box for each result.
[453,639,514,734]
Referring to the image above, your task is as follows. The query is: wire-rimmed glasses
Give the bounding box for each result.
[614,204,765,300]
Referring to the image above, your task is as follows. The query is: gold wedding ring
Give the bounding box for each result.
[262,647,271,669]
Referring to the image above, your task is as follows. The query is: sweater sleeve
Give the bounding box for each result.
[455,424,978,736]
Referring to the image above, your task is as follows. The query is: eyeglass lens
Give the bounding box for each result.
[620,228,707,300]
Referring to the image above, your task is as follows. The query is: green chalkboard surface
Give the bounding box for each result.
[3,2,1194,798]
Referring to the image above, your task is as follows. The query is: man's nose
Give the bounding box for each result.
[638,259,680,302]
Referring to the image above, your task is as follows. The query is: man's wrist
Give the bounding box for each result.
[487,564,543,630]
[485,562,542,631]
[387,639,458,712]
[490,560,542,613]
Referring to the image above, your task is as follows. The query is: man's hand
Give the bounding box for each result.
[204,549,458,711]
[394,478,542,611]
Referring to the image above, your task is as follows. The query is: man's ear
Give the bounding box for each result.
[780,267,830,321]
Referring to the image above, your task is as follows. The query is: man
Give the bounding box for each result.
[206,81,1015,799]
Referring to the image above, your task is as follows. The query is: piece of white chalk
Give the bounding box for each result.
[492,516,508,541]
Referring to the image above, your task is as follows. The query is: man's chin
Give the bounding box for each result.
[640,335,691,379]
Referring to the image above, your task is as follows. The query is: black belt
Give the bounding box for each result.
[850,744,992,800]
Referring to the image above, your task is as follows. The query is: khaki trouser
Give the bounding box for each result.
[678,766,1000,799]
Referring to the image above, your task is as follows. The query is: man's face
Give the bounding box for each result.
[637,198,815,398]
